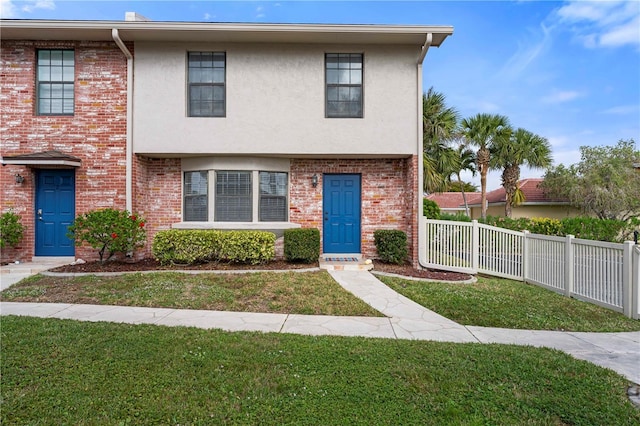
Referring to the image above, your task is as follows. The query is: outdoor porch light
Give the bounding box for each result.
[312,174,318,187]
[15,174,24,184]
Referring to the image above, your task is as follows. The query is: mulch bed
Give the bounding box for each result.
[48,258,472,281]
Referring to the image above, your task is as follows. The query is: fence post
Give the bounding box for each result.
[564,235,574,298]
[522,230,529,282]
[622,241,633,318]
[471,220,479,272]
[633,246,639,320]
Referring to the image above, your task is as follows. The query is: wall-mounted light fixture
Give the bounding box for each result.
[15,174,24,184]
[311,174,318,188]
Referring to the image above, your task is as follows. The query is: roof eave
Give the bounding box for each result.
[0,19,454,45]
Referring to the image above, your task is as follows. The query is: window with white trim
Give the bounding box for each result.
[325,53,363,118]
[259,171,288,222]
[183,170,289,222]
[37,49,75,115]
[215,171,252,222]
[188,52,226,117]
[183,171,208,221]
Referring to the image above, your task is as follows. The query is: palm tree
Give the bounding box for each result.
[422,87,459,192]
[460,113,511,219]
[491,128,553,217]
[451,145,477,216]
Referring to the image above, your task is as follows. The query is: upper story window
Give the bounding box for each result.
[37,49,75,115]
[188,52,226,117]
[325,53,363,118]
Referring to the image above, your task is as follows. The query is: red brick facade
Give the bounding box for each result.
[1,40,129,262]
[290,157,419,266]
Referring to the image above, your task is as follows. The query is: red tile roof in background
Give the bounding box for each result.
[482,178,569,204]
[426,192,481,209]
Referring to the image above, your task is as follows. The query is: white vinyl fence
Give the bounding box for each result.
[423,218,640,319]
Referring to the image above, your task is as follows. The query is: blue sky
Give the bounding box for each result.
[2,0,639,192]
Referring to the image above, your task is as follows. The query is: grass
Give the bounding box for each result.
[2,316,639,425]
[378,275,640,332]
[0,271,381,317]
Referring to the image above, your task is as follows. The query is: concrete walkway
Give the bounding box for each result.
[1,262,638,384]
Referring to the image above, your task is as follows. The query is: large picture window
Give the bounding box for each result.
[184,171,208,221]
[37,49,75,115]
[215,171,252,222]
[188,52,226,117]
[325,53,363,118]
[259,172,288,221]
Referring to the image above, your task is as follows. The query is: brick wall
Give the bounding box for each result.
[290,157,419,265]
[0,40,129,262]
[132,156,182,258]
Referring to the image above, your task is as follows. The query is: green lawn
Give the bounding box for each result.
[0,271,381,317]
[378,274,640,332]
[2,316,639,425]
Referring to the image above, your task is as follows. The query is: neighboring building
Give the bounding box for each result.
[0,15,453,266]
[425,192,480,216]
[467,178,581,219]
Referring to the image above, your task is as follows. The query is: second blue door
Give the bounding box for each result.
[323,174,361,253]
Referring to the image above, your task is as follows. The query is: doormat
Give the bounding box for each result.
[323,257,359,262]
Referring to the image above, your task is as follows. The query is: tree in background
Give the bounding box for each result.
[452,145,477,216]
[541,139,640,221]
[491,128,553,217]
[422,87,459,192]
[460,113,511,219]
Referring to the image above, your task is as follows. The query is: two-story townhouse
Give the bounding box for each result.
[1,16,453,267]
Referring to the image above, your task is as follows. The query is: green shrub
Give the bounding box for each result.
[440,212,472,222]
[68,208,146,263]
[152,229,222,265]
[423,199,440,219]
[559,217,627,243]
[374,229,408,264]
[217,231,275,265]
[0,210,25,249]
[284,228,320,263]
[528,218,563,236]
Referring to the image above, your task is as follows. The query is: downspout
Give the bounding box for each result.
[112,28,134,212]
[417,33,432,268]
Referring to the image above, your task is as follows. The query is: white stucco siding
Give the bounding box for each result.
[133,41,419,156]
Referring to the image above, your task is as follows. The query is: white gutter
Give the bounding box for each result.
[111,28,134,212]
[417,33,433,268]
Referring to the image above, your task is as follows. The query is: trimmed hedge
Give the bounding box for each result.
[374,229,408,265]
[152,229,275,265]
[284,228,320,263]
[448,215,638,244]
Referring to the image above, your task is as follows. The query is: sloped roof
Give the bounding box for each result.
[1,150,82,167]
[468,178,569,206]
[426,192,481,209]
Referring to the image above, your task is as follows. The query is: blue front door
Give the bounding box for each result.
[323,174,361,253]
[35,169,75,256]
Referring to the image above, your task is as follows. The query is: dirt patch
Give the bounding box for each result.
[48,258,472,281]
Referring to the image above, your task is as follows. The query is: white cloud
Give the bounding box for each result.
[541,89,584,104]
[554,0,640,48]
[0,0,55,17]
[602,104,639,115]
[499,22,553,79]
[21,0,55,13]
[0,0,18,18]
[256,5,265,19]
[203,12,212,21]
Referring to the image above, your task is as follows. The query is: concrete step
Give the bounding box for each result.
[319,254,373,271]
